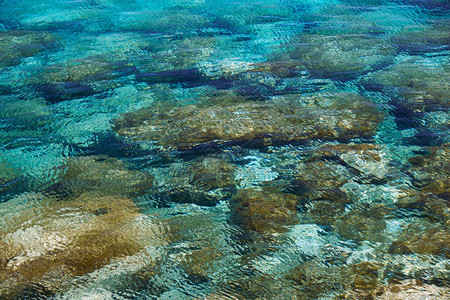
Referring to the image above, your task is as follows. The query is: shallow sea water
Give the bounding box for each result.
[0,0,449,299]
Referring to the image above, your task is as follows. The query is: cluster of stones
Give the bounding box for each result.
[0,2,449,297]
[111,84,448,298]
[110,54,446,297]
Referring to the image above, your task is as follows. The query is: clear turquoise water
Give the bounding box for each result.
[0,0,449,299]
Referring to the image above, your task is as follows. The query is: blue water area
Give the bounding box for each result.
[0,0,449,299]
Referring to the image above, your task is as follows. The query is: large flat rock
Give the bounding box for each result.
[114,92,384,150]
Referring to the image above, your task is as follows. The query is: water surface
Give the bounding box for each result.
[0,0,449,299]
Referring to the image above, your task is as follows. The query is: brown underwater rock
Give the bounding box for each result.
[114,92,384,150]
[46,155,154,198]
[286,260,347,298]
[396,144,449,223]
[388,144,449,258]
[407,143,449,194]
[0,30,59,67]
[0,192,165,298]
[39,56,125,83]
[187,155,237,191]
[390,21,450,54]
[342,279,450,299]
[148,154,236,206]
[362,58,450,111]
[335,206,388,243]
[32,55,136,102]
[230,187,299,233]
[290,143,394,226]
[388,221,450,258]
[289,34,396,80]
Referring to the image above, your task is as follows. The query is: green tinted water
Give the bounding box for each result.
[0,0,448,298]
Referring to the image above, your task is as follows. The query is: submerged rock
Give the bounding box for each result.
[288,34,396,80]
[159,187,221,207]
[390,144,449,257]
[230,187,298,233]
[396,144,449,222]
[213,273,296,300]
[0,30,59,67]
[294,154,352,197]
[0,157,22,193]
[114,92,384,150]
[287,260,383,297]
[335,205,388,242]
[0,96,51,121]
[117,10,211,34]
[164,210,237,283]
[362,58,450,110]
[343,279,450,299]
[149,154,236,206]
[136,35,217,74]
[45,155,153,198]
[136,68,204,85]
[362,58,449,141]
[187,155,236,191]
[388,223,449,258]
[390,22,450,54]
[0,192,166,298]
[40,57,124,83]
[34,56,136,102]
[286,260,346,298]
[407,144,449,195]
[290,143,395,227]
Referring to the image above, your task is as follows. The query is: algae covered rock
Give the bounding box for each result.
[335,204,388,242]
[118,10,211,34]
[40,56,127,84]
[350,261,384,291]
[230,187,298,233]
[0,192,166,298]
[286,260,346,298]
[137,36,217,73]
[388,223,449,258]
[388,144,449,258]
[390,22,450,54]
[114,92,384,150]
[159,187,221,207]
[45,155,153,198]
[0,156,22,193]
[396,144,449,222]
[187,155,236,191]
[213,273,296,300]
[0,30,59,67]
[0,96,51,121]
[0,96,54,151]
[377,280,450,299]
[407,143,449,194]
[293,156,352,202]
[306,143,392,186]
[343,279,450,299]
[362,58,450,111]
[289,34,395,80]
[286,259,383,298]
[291,157,351,226]
[149,154,236,206]
[0,270,29,300]
[290,143,393,226]
[34,56,135,102]
[155,207,239,286]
